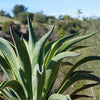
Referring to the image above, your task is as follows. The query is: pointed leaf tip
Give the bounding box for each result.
[48,94,71,100]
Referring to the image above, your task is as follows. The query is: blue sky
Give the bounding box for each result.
[0,0,100,18]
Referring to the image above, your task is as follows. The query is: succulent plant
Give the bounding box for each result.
[0,15,100,100]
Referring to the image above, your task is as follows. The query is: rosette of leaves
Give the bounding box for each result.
[0,15,100,100]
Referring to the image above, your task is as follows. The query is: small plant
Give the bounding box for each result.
[2,21,20,34]
[0,15,100,100]
[2,21,14,34]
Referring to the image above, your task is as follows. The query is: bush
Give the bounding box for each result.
[48,19,56,25]
[55,18,88,37]
[6,13,12,18]
[18,12,27,25]
[18,12,34,25]
[34,11,47,23]
[2,21,20,34]
[57,28,66,37]
[28,12,34,21]
[2,21,14,34]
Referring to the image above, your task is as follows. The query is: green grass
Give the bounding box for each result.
[0,22,3,25]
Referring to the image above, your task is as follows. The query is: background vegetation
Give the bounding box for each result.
[0,4,100,100]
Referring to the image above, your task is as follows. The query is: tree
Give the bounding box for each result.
[6,13,12,18]
[58,15,64,20]
[13,5,27,17]
[18,12,34,25]
[27,12,34,21]
[0,10,6,16]
[55,18,86,37]
[18,12,27,25]
[47,16,56,20]
[48,19,56,25]
[63,15,72,21]
[47,16,56,24]
[0,10,11,18]
[34,11,47,23]
[77,9,82,18]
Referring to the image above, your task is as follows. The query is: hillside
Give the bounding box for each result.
[54,25,100,100]
[0,16,20,25]
[0,16,100,100]
[0,16,58,41]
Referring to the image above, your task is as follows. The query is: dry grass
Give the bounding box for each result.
[0,16,20,24]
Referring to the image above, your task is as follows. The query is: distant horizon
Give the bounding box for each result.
[0,0,100,18]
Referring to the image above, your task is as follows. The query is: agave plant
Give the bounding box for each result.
[0,15,100,100]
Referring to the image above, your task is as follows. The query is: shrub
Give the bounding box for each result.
[2,21,20,34]
[18,12,34,25]
[6,13,12,18]
[2,21,14,34]
[34,11,47,23]
[0,10,12,18]
[18,12,27,25]
[55,18,88,37]
[0,15,100,100]
[27,12,34,21]
[57,28,66,37]
[48,19,56,25]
